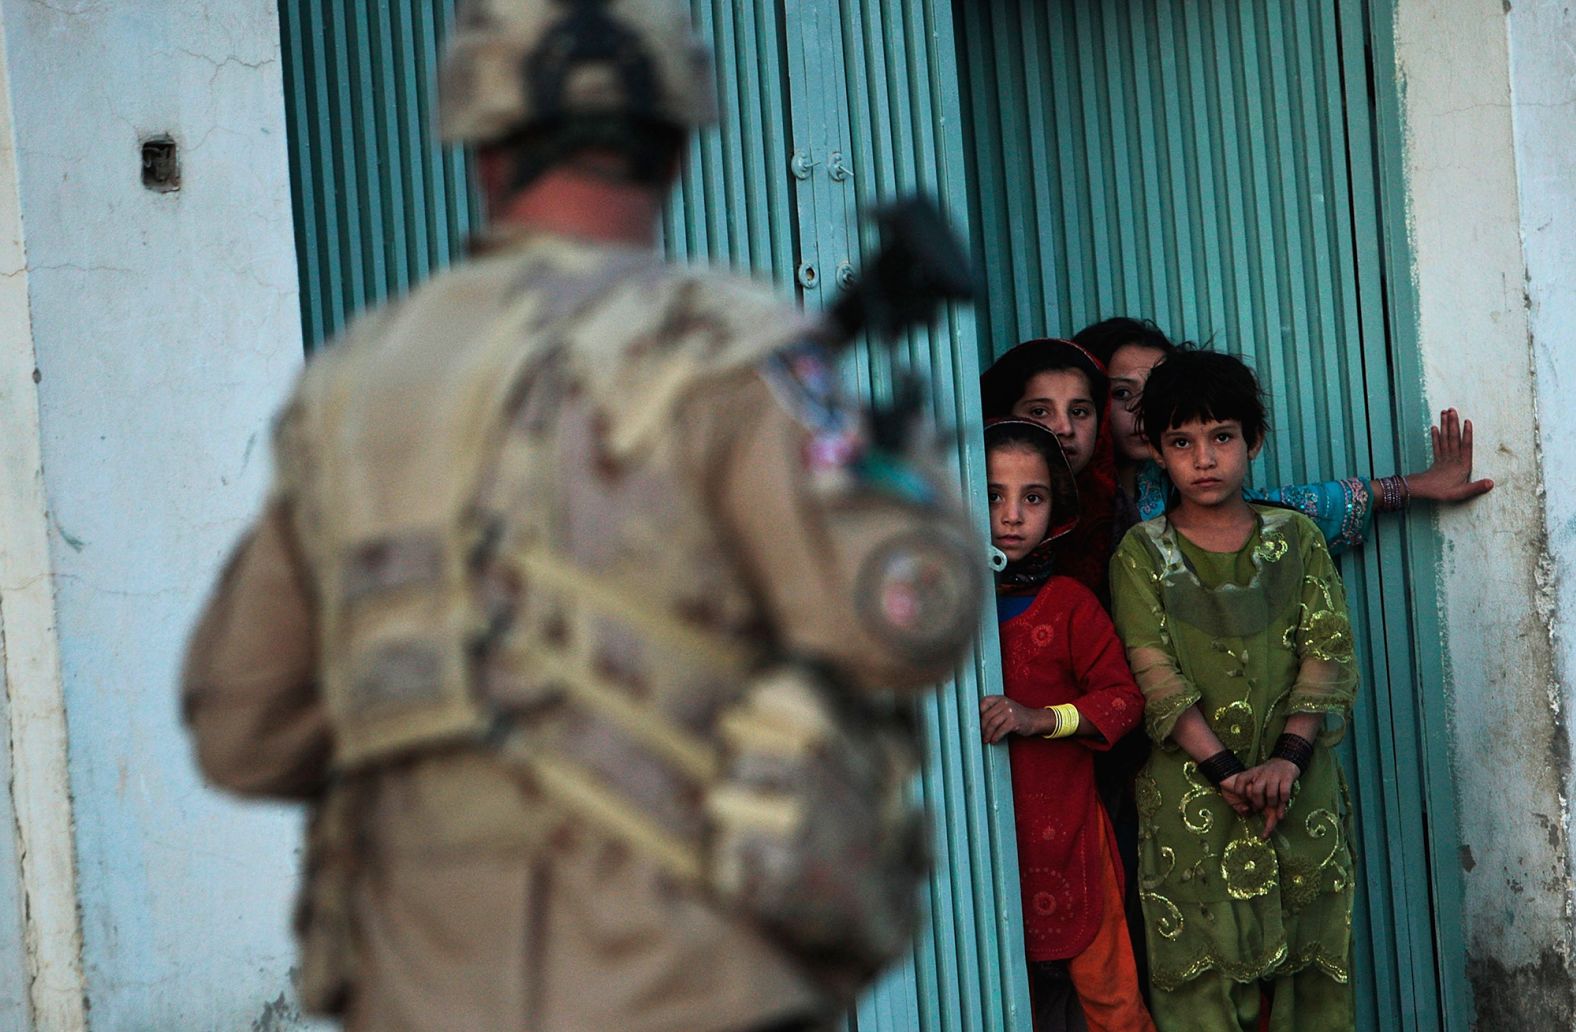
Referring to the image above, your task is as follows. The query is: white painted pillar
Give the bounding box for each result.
[1393,0,1574,1023]
[1508,0,1576,994]
[0,16,86,1030]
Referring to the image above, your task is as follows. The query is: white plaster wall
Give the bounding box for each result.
[1509,0,1576,959]
[0,1,313,1027]
[1394,0,1573,1022]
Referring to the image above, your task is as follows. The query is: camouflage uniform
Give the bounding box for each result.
[182,3,981,1030]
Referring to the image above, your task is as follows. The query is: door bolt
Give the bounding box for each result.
[828,151,851,182]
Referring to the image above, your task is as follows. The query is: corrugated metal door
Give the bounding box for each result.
[279,0,477,350]
[955,0,1467,1028]
[279,2,1027,1030]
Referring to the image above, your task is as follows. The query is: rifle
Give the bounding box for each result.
[824,195,976,455]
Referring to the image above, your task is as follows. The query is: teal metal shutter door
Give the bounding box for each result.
[954,1,1468,1027]
[663,2,797,284]
[279,0,477,351]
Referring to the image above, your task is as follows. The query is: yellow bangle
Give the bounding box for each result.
[1041,703,1081,740]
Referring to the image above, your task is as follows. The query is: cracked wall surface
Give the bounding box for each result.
[0,1,313,1026]
[1394,0,1576,1026]
[0,623,36,1026]
[1509,0,1576,1024]
[0,12,86,1027]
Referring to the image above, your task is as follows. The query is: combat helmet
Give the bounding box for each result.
[440,0,717,146]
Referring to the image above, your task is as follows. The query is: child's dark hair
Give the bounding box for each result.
[1073,317,1176,367]
[979,338,1108,420]
[985,419,1060,464]
[983,418,1080,529]
[1141,349,1269,449]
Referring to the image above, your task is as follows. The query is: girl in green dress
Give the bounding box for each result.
[1109,350,1358,1032]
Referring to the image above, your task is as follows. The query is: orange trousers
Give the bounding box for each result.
[1063,832,1156,1032]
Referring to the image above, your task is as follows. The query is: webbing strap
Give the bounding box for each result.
[514,748,705,884]
[527,648,719,783]
[513,548,753,672]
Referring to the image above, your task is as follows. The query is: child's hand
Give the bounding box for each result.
[1239,759,1300,839]
[1216,773,1255,817]
[1405,408,1494,503]
[979,696,1045,743]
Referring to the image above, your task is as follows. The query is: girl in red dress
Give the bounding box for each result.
[979,419,1155,1032]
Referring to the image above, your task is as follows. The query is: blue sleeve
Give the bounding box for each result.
[1134,461,1375,555]
[1244,477,1374,555]
[1133,461,1172,521]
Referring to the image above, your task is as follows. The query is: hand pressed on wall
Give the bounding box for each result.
[1404,408,1495,503]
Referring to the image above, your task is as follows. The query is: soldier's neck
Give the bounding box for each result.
[494,169,662,248]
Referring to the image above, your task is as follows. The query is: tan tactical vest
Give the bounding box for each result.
[284,232,813,769]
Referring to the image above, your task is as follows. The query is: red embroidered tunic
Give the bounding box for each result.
[1000,575,1143,961]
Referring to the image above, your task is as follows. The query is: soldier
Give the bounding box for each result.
[181,1,982,1030]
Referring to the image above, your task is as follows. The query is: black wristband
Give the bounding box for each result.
[1197,749,1246,787]
[1271,732,1315,773]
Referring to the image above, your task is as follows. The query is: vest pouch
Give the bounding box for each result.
[293,780,366,1016]
[705,666,930,986]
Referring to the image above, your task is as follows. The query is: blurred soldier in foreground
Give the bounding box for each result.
[181,1,982,1028]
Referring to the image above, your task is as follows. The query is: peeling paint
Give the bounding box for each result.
[249,990,302,1032]
[1468,948,1576,1030]
[1533,812,1562,850]
[1512,0,1576,1011]
[1506,0,1576,1013]
[52,520,85,553]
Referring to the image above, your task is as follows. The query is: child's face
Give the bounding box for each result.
[1010,369,1098,475]
[1106,343,1167,464]
[987,446,1055,562]
[1150,417,1263,509]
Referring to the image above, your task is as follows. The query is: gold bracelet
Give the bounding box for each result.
[1041,703,1081,740]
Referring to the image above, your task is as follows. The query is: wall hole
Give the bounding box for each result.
[141,136,180,192]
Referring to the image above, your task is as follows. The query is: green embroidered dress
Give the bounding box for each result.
[1110,506,1357,997]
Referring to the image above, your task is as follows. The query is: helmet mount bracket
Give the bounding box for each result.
[526,0,661,122]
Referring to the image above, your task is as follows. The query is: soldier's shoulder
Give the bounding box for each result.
[655,272,847,436]
[665,263,798,314]
[548,255,816,456]
[622,261,809,350]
